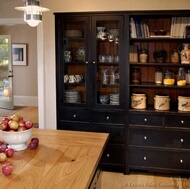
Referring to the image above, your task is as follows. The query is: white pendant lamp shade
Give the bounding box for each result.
[15,0,50,27]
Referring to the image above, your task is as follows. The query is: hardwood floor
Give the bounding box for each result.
[1,106,190,189]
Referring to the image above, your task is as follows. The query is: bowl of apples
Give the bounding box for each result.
[0,114,33,151]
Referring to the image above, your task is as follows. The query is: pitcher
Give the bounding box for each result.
[178,43,190,64]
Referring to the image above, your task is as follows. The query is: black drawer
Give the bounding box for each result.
[60,109,90,122]
[129,112,163,126]
[165,114,190,128]
[91,124,125,144]
[101,145,124,166]
[129,128,190,149]
[58,122,90,131]
[92,111,124,124]
[130,148,190,171]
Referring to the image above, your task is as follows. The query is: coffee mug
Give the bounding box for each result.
[68,75,76,83]
[75,75,83,83]
[64,75,69,83]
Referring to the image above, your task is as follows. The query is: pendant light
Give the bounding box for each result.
[15,0,50,27]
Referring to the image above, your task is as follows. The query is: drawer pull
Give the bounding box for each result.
[144,136,147,140]
[181,139,184,143]
[106,116,110,120]
[181,120,184,124]
[144,118,147,122]
[143,157,147,160]
[106,154,110,158]
[73,114,77,118]
[93,61,96,64]
[85,61,89,64]
[180,159,183,163]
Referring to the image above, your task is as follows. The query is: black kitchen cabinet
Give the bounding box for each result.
[54,12,127,173]
[55,10,190,175]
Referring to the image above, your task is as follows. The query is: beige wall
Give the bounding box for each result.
[0,25,37,97]
[1,0,190,129]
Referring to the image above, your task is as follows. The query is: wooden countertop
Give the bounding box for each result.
[0,128,109,189]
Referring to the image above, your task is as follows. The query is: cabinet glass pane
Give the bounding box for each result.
[63,20,87,105]
[95,19,120,106]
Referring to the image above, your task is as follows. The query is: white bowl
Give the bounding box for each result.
[0,128,32,151]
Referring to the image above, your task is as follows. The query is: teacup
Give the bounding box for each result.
[68,75,76,83]
[75,75,83,83]
[64,75,69,83]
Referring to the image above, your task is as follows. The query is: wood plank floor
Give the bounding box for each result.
[1,106,190,189]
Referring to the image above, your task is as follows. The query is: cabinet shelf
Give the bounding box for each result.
[130,82,190,89]
[130,37,188,42]
[130,62,190,67]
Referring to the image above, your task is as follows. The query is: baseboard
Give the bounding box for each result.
[13,95,38,106]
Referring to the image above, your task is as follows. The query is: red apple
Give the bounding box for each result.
[25,121,33,129]
[10,114,20,122]
[0,152,7,163]
[2,163,13,176]
[0,121,8,131]
[28,141,38,149]
[18,120,25,127]
[19,116,24,121]
[0,144,8,153]
[31,138,39,145]
[5,148,14,157]
[2,117,10,124]
[8,120,19,130]
[17,126,27,131]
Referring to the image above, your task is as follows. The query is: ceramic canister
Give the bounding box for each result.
[154,95,170,110]
[131,93,146,109]
[178,96,190,111]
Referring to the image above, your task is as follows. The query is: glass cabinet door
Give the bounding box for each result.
[58,16,90,107]
[91,16,125,109]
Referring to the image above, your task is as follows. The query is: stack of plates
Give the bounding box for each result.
[110,93,119,105]
[64,90,81,103]
[65,30,82,38]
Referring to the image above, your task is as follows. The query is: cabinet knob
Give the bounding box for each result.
[143,157,147,160]
[93,61,96,64]
[181,120,184,124]
[106,154,110,158]
[181,139,184,143]
[180,159,183,163]
[73,114,76,118]
[144,118,147,122]
[85,61,89,64]
[106,116,109,120]
[144,136,147,140]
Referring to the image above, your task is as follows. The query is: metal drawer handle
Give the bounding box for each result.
[181,120,184,124]
[144,157,147,160]
[180,159,183,163]
[144,136,147,140]
[181,139,184,143]
[106,116,109,120]
[85,61,89,64]
[73,114,76,118]
[107,154,110,158]
[93,61,96,64]
[144,118,147,122]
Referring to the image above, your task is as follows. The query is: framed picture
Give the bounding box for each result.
[12,44,27,66]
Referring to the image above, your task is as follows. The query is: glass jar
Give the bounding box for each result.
[163,69,175,85]
[155,67,163,84]
[177,67,186,86]
[186,69,190,85]
[132,68,141,84]
[139,49,148,63]
[171,49,179,63]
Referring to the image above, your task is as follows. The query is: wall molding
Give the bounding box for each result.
[13,95,38,106]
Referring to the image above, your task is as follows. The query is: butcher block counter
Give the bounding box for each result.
[0,128,109,189]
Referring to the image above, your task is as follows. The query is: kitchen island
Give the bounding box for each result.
[0,128,109,189]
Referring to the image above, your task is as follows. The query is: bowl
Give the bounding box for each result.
[0,128,32,151]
